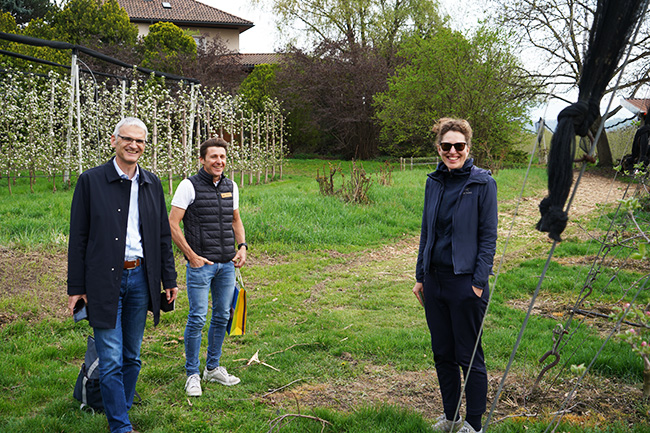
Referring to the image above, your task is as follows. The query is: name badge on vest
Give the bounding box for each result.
[221,192,233,198]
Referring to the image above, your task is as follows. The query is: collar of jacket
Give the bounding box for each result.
[428,158,491,183]
[429,158,473,179]
[104,157,153,186]
[197,167,227,188]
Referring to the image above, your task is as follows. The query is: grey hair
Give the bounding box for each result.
[113,117,148,140]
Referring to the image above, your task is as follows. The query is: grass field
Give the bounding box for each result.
[1,159,649,433]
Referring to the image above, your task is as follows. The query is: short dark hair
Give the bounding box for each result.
[200,137,229,159]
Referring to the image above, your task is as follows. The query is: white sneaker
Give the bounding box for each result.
[203,366,241,386]
[185,374,202,397]
[458,421,483,433]
[432,414,463,432]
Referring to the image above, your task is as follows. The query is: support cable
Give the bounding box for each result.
[0,31,199,84]
[544,276,649,433]
[452,101,550,429]
[485,1,649,428]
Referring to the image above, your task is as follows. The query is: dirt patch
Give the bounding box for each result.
[568,169,628,218]
[500,169,629,242]
[263,361,645,426]
[505,296,622,341]
[554,254,650,273]
[320,237,419,278]
[0,247,69,325]
[264,363,440,414]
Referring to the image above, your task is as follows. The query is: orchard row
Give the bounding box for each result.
[0,68,286,193]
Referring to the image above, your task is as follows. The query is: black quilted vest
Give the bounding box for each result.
[183,168,236,263]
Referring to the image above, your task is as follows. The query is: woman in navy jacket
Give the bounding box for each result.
[413,118,498,433]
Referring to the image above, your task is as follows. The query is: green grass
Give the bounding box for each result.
[1,160,649,432]
[0,161,547,252]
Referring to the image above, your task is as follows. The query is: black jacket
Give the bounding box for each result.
[67,158,177,329]
[415,159,498,289]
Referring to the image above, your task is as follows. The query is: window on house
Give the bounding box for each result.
[192,35,206,51]
[162,2,171,8]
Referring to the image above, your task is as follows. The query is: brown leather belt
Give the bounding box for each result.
[124,258,141,270]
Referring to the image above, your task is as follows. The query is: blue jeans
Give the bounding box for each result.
[94,264,149,433]
[184,261,236,376]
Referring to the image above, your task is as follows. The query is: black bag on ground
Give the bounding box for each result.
[73,335,103,412]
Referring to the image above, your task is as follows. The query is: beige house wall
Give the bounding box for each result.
[135,23,240,51]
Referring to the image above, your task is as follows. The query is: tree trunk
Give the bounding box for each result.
[643,366,650,398]
[596,130,613,168]
[592,115,613,168]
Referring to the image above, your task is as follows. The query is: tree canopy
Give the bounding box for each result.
[374,27,541,162]
[0,10,16,32]
[265,0,444,59]
[141,22,197,75]
[239,63,279,113]
[489,0,650,166]
[0,0,53,25]
[52,0,137,47]
[276,40,392,158]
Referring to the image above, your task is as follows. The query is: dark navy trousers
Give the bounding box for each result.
[423,268,488,420]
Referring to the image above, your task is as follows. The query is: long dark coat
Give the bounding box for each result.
[67,158,177,329]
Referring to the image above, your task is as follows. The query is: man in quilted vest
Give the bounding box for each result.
[169,137,248,397]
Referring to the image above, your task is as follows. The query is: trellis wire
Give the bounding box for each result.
[449,107,545,430]
[485,1,649,427]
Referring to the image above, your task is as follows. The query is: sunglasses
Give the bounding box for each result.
[439,142,467,152]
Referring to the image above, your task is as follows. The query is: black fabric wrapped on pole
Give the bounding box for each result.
[536,0,646,241]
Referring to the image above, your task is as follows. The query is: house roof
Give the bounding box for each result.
[239,53,281,67]
[117,0,254,31]
[621,98,650,115]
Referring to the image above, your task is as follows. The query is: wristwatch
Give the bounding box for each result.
[237,242,248,250]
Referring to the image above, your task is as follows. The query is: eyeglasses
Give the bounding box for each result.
[118,134,147,145]
[439,142,467,152]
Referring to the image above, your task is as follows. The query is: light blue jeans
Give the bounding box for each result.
[184,261,236,376]
[94,263,149,433]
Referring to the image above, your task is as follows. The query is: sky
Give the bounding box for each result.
[200,0,637,123]
[200,0,278,53]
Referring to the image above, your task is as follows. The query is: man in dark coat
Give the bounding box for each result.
[67,117,178,433]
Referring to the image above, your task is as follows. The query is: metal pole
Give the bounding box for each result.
[75,60,83,175]
[120,79,126,118]
[188,83,196,165]
[64,48,77,183]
